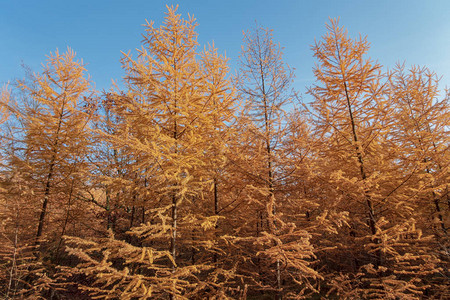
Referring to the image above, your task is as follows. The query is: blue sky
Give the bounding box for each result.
[1,0,449,98]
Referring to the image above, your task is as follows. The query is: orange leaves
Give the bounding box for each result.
[0,86,10,125]
[1,5,449,299]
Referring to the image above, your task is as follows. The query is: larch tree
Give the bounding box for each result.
[1,6,449,300]
[116,4,214,271]
[308,19,445,298]
[236,25,293,225]
[235,25,319,299]
[0,48,96,298]
[64,6,242,299]
[1,85,43,298]
[14,49,95,251]
[385,65,449,298]
[307,18,387,270]
[389,64,449,237]
[195,44,238,265]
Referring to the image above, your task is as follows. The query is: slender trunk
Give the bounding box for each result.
[6,226,18,298]
[258,51,282,299]
[276,259,282,299]
[213,177,219,263]
[260,211,264,233]
[171,193,177,262]
[170,113,179,266]
[410,108,447,235]
[170,96,178,268]
[433,196,446,234]
[168,49,179,300]
[333,40,377,239]
[55,179,75,261]
[35,158,55,247]
[334,38,380,266]
[343,81,377,235]
[408,111,447,236]
[191,228,196,265]
[425,165,447,234]
[214,178,219,216]
[428,136,447,234]
[142,174,148,224]
[130,196,136,229]
[106,189,112,230]
[170,54,179,272]
[256,210,261,236]
[342,80,380,267]
[35,97,66,248]
[129,174,138,229]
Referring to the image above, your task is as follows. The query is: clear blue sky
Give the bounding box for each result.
[1,0,449,98]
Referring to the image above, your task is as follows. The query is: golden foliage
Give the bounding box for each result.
[0,7,448,300]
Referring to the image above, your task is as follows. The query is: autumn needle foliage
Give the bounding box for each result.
[307,19,448,299]
[0,7,448,300]
[64,6,243,299]
[0,49,96,298]
[389,64,449,238]
[234,25,320,298]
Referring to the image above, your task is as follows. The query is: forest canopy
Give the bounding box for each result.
[0,6,448,300]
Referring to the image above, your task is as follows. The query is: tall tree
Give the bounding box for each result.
[307,19,445,298]
[66,6,242,298]
[235,25,319,298]
[389,64,449,236]
[237,25,293,213]
[307,17,386,258]
[0,49,96,299]
[118,4,212,268]
[12,48,95,249]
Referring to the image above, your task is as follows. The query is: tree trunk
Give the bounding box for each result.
[55,179,75,261]
[35,159,55,247]
[213,177,219,264]
[343,79,379,266]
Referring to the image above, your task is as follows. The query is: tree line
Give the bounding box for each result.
[0,6,448,299]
